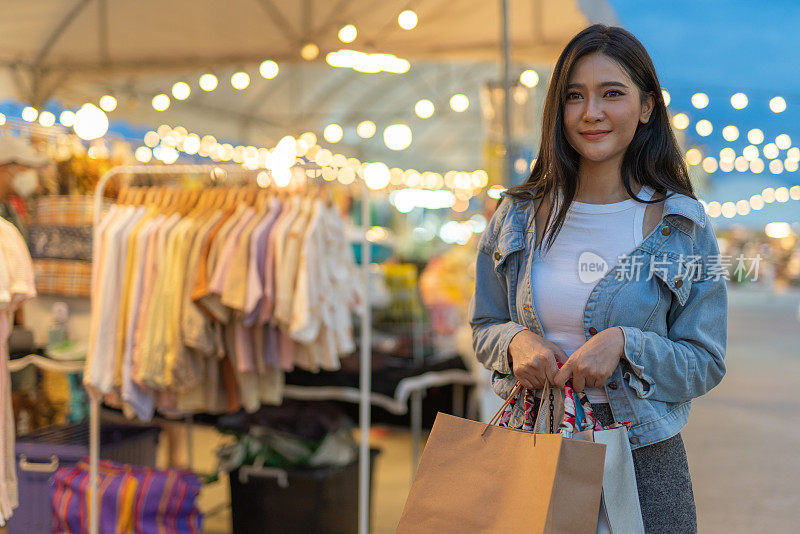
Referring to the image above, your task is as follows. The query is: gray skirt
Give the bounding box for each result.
[591,402,698,534]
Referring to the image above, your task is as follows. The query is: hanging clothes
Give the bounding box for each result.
[85,187,362,422]
[0,216,37,525]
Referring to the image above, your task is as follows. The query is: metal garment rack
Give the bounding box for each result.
[89,164,373,534]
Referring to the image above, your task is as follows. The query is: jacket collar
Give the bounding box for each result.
[662,189,706,229]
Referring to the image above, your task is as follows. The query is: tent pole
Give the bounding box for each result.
[501,0,513,187]
[358,180,372,534]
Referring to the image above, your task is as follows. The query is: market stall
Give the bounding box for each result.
[11,1,800,533]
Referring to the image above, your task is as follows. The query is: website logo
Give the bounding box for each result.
[578,251,608,284]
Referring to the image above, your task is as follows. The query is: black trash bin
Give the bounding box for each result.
[229,448,381,534]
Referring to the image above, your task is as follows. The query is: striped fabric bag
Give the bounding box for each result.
[51,461,138,533]
[51,459,202,533]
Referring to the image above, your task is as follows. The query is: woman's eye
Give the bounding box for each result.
[566,90,623,101]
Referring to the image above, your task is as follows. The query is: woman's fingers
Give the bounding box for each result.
[571,373,585,394]
[545,354,559,385]
[518,366,547,389]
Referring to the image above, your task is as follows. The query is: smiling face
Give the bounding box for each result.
[562,52,654,165]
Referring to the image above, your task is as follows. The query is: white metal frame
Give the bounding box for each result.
[89,164,372,534]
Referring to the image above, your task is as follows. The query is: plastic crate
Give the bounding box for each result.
[230,448,381,534]
[10,421,159,534]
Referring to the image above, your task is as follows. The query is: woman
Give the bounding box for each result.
[469,24,728,533]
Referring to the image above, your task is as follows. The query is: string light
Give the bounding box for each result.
[398,10,418,30]
[21,107,38,122]
[99,95,117,112]
[199,73,218,91]
[731,92,748,109]
[415,99,435,119]
[152,94,170,111]
[704,185,800,219]
[695,119,713,136]
[722,125,739,141]
[691,93,709,109]
[38,111,56,127]
[59,110,76,127]
[383,123,412,150]
[747,128,764,144]
[769,96,787,113]
[356,120,376,138]
[338,24,357,43]
[672,113,689,130]
[520,70,539,88]
[172,82,191,100]
[323,124,343,143]
[301,43,319,61]
[134,146,153,163]
[231,72,250,90]
[73,104,108,140]
[259,60,279,79]
[449,94,469,112]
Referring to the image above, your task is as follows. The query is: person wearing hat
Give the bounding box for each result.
[0,135,48,239]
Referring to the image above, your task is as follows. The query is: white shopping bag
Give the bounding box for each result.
[572,425,644,534]
[532,382,645,534]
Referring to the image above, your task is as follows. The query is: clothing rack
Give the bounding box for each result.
[89,164,373,534]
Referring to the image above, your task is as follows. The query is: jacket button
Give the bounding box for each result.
[494,251,501,260]
[588,326,598,335]
[674,278,683,288]
[661,226,671,236]
[629,436,639,445]
[607,381,617,390]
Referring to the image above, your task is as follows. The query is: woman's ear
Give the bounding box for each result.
[640,91,655,124]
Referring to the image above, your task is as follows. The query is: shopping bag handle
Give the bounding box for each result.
[481,380,553,440]
[557,361,633,433]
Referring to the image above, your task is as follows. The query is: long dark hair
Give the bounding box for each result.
[506,24,696,254]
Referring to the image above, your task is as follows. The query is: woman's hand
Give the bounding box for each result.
[507,330,566,389]
[553,326,624,393]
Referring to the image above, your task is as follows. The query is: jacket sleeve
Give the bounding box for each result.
[618,221,728,403]
[468,198,527,375]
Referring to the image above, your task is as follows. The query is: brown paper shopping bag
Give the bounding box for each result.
[396,382,606,533]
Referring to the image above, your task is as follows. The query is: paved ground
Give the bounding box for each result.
[681,284,800,533]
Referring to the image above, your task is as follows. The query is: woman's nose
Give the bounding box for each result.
[583,96,605,122]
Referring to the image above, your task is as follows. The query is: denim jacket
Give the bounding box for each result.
[468,188,728,449]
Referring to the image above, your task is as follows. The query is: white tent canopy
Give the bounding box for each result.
[0,0,617,171]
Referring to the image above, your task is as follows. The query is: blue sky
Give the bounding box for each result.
[610,0,800,227]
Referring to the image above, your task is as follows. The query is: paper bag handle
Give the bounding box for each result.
[481,380,554,442]
[483,381,522,430]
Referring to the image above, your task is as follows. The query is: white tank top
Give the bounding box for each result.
[531,185,655,403]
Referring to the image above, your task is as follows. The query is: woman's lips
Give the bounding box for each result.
[580,131,610,141]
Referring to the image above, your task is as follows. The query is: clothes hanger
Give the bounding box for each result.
[117,185,129,204]
[138,187,150,206]
[144,186,159,207]
[224,186,240,210]
[175,188,190,214]
[185,187,209,218]
[186,188,202,214]
[129,187,142,205]
[245,185,258,206]
[159,188,173,214]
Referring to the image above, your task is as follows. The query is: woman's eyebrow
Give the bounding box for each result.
[566,81,629,89]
